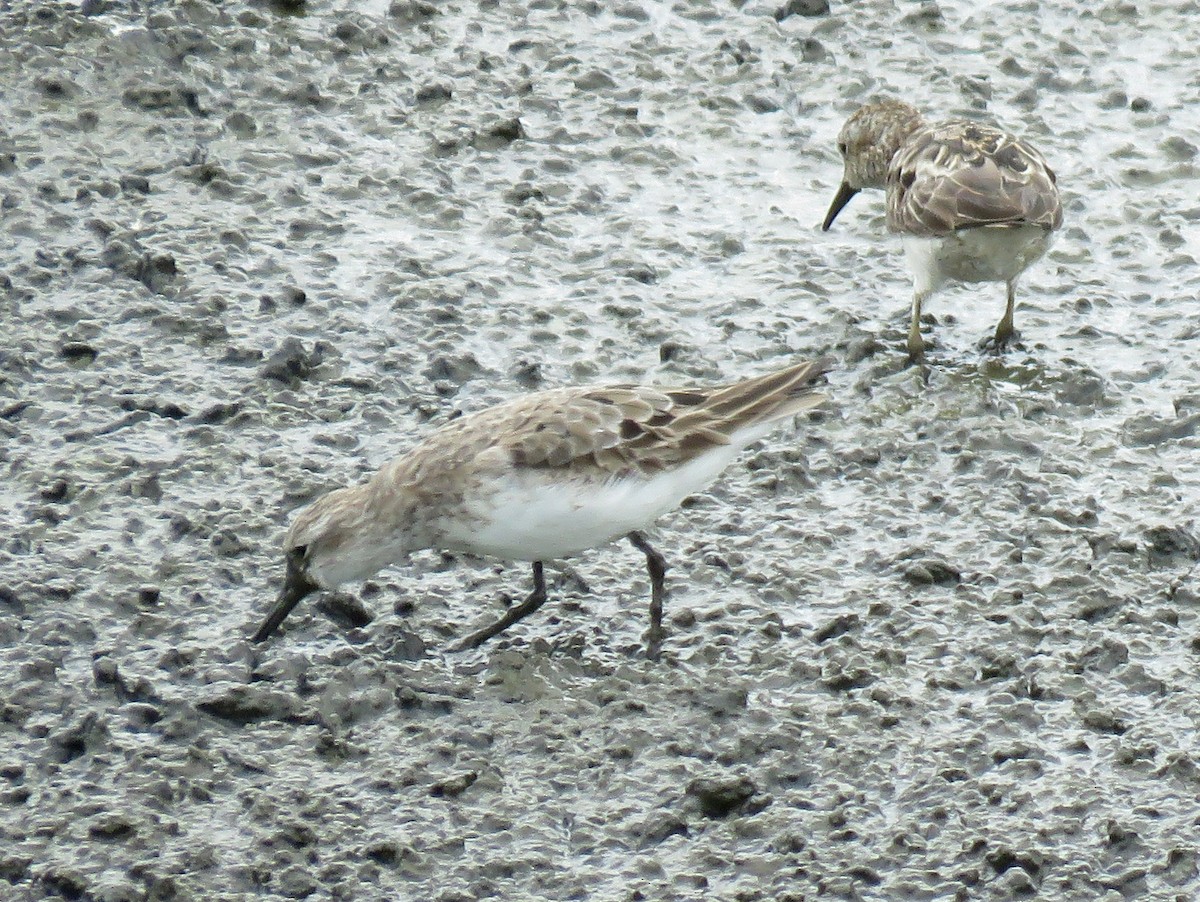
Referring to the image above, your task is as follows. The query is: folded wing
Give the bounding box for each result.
[503,357,833,476]
[888,121,1062,236]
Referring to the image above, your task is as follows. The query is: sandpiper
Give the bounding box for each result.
[822,99,1063,360]
[251,357,832,658]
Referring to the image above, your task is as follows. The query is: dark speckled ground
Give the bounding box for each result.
[1,1,1199,900]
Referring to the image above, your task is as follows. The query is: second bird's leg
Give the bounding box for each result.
[907,290,927,362]
[451,561,548,651]
[992,281,1018,350]
[628,531,668,659]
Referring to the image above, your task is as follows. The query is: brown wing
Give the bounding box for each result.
[498,357,833,476]
[504,386,678,473]
[887,120,1063,236]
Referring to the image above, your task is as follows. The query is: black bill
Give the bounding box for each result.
[821,181,859,231]
[252,554,318,643]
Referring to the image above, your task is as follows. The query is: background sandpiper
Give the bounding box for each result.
[252,357,832,657]
[823,99,1063,360]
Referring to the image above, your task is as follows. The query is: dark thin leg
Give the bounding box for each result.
[994,281,1017,350]
[983,281,1019,353]
[451,561,548,651]
[628,531,668,659]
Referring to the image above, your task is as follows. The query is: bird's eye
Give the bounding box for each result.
[837,141,848,156]
[288,545,308,563]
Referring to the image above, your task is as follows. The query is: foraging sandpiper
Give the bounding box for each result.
[252,357,832,657]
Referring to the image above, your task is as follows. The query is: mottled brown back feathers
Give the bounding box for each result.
[887,119,1063,237]
[479,357,834,476]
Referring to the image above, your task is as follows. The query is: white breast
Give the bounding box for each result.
[437,443,749,562]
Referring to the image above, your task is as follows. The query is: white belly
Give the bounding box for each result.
[904,225,1053,292]
[439,445,746,561]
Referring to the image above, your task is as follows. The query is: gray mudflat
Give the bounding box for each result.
[2,2,1199,900]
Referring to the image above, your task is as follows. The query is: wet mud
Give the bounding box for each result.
[2,1,1199,900]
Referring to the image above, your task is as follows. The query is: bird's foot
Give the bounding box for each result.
[447,626,490,653]
[979,329,1021,355]
[644,626,664,662]
[448,576,549,653]
[906,329,929,367]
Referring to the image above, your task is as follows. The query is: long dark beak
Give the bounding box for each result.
[821,181,859,231]
[252,554,318,643]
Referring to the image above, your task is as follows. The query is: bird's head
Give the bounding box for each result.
[823,99,923,230]
[252,483,413,643]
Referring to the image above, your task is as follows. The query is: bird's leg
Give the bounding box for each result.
[980,281,1019,353]
[628,531,668,659]
[992,280,1018,351]
[451,561,548,651]
[907,290,927,363]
